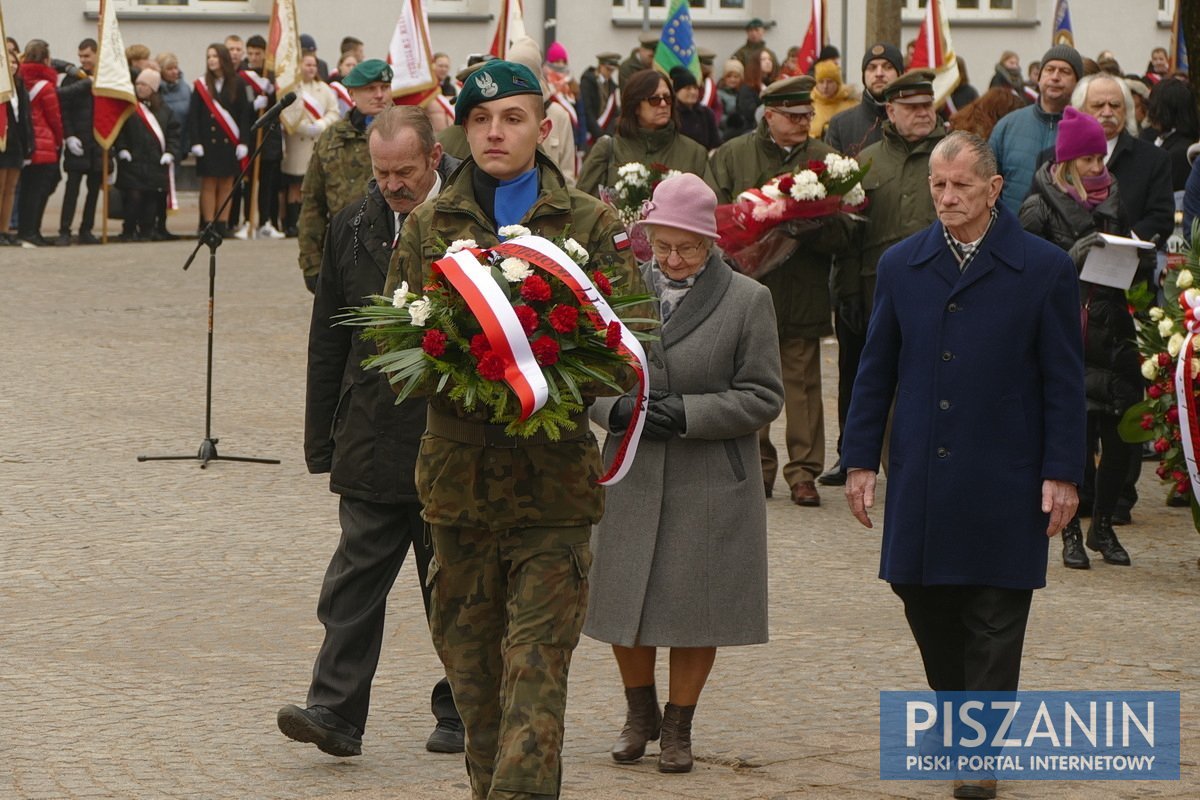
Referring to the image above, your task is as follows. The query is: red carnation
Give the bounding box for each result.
[778,175,796,194]
[1154,437,1171,454]
[514,305,540,335]
[1167,406,1180,424]
[605,321,622,349]
[520,274,552,303]
[1148,384,1164,399]
[592,270,613,296]
[469,333,491,359]
[421,329,448,357]
[1158,352,1172,367]
[649,162,670,173]
[807,159,827,176]
[477,351,507,381]
[531,335,560,366]
[549,305,580,334]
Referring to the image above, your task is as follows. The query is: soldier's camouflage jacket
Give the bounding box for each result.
[298,109,373,279]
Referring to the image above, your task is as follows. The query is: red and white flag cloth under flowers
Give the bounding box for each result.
[430,235,649,486]
[1175,288,1200,500]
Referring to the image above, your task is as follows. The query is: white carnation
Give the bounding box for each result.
[1149,307,1165,321]
[824,152,859,180]
[843,184,866,207]
[500,257,533,283]
[1158,319,1176,337]
[563,237,590,265]
[446,238,478,254]
[408,296,432,327]
[391,281,410,308]
[665,169,683,179]
[794,169,820,185]
[497,224,532,240]
[790,180,827,202]
[617,162,649,179]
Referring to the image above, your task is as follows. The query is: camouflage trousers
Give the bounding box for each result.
[427,523,592,800]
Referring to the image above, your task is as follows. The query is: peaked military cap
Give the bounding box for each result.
[638,32,659,49]
[884,69,936,104]
[761,75,815,113]
[342,59,393,88]
[454,60,544,125]
[697,47,716,65]
[597,52,622,67]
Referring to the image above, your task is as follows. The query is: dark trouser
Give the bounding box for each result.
[59,169,101,236]
[307,496,459,733]
[833,306,868,457]
[16,163,60,239]
[120,188,163,237]
[258,158,282,228]
[891,583,1033,693]
[1088,412,1132,517]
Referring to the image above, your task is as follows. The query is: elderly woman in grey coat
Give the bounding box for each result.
[586,172,784,774]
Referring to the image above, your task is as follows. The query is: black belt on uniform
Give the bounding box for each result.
[425,406,590,448]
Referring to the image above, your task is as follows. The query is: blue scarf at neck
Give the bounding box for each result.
[493,168,539,229]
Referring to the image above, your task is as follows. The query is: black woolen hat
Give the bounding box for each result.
[669,66,698,91]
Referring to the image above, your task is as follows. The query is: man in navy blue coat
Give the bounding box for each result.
[842,131,1085,800]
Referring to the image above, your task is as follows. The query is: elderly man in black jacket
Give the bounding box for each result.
[277,105,463,759]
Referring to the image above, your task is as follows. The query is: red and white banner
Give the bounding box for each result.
[389,0,438,106]
[267,0,301,97]
[193,79,246,168]
[551,93,577,127]
[301,90,324,121]
[92,0,136,149]
[908,0,962,109]
[795,0,826,77]
[1176,291,1200,501]
[0,1,12,151]
[489,0,526,60]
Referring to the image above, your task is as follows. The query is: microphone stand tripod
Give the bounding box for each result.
[139,115,283,469]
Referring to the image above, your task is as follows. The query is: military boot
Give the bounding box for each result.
[611,684,661,762]
[1086,515,1131,565]
[657,702,696,773]
[1061,518,1089,569]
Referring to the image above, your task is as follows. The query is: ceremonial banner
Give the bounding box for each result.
[0,1,11,151]
[1171,0,1189,74]
[266,0,301,97]
[1052,0,1074,47]
[907,0,961,110]
[92,0,136,149]
[654,0,701,81]
[488,0,526,60]
[388,0,438,105]
[795,0,827,77]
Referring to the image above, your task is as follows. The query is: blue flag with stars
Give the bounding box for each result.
[654,0,700,81]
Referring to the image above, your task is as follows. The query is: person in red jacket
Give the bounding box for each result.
[17,39,63,247]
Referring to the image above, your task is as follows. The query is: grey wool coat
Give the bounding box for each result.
[584,254,784,648]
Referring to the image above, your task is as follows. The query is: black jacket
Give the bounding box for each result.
[305,154,460,502]
[823,92,888,157]
[114,102,181,191]
[58,71,104,173]
[186,76,252,177]
[677,102,721,151]
[0,81,34,169]
[579,66,617,142]
[1139,125,1193,192]
[1018,165,1141,415]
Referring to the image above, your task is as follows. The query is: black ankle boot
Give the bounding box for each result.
[1061,518,1090,569]
[611,685,661,763]
[1086,515,1131,565]
[285,202,301,237]
[657,702,695,773]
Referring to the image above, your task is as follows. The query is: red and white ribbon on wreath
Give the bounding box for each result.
[1175,289,1200,500]
[492,235,649,486]
[433,250,549,421]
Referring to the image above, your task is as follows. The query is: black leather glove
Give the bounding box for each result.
[837,297,866,336]
[304,272,319,294]
[608,395,636,433]
[1067,231,1105,269]
[642,391,686,441]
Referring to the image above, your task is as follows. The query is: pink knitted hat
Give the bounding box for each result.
[639,173,719,239]
[546,41,569,64]
[1056,106,1107,163]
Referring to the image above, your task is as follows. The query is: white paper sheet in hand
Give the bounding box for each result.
[1079,233,1155,290]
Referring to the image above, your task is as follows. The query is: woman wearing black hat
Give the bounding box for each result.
[669,67,720,152]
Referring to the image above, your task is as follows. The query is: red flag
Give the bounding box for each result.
[795,0,827,76]
[488,0,526,60]
[907,0,961,109]
[92,0,136,149]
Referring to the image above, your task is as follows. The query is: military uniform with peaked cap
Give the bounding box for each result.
[384,59,653,800]
[710,74,849,504]
[297,59,393,287]
[580,53,622,142]
[619,32,658,88]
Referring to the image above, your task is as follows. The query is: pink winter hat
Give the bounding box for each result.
[546,41,569,64]
[1056,106,1107,163]
[639,173,719,240]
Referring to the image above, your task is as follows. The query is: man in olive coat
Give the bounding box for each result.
[843,132,1085,800]
[710,75,846,507]
[278,107,463,758]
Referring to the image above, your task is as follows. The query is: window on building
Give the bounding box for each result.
[902,0,1018,19]
[1159,0,1174,24]
[86,0,265,15]
[612,0,745,22]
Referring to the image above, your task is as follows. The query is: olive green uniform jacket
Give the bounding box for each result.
[830,121,945,307]
[577,124,715,197]
[298,110,372,280]
[709,120,844,341]
[384,152,651,531]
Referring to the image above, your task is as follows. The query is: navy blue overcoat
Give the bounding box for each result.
[841,205,1086,590]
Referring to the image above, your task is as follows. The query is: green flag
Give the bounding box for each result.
[654,0,701,81]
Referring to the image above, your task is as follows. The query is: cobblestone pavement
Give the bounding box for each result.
[2,226,1198,799]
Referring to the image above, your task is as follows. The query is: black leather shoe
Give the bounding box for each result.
[77,231,101,245]
[1086,515,1131,566]
[425,718,465,753]
[1061,518,1090,569]
[277,704,362,757]
[817,462,847,486]
[54,233,71,246]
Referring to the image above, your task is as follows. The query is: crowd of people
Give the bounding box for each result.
[4,16,1192,800]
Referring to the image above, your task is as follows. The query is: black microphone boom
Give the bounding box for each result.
[251,92,297,132]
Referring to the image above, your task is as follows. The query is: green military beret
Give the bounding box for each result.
[761,74,815,112]
[884,69,936,104]
[342,58,393,88]
[454,60,544,125]
[746,17,767,30]
[597,52,622,67]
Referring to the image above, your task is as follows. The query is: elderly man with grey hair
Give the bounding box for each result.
[843,131,1085,800]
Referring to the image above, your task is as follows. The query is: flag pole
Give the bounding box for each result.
[101,147,109,243]
[250,126,262,234]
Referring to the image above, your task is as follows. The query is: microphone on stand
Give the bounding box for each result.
[251,91,297,132]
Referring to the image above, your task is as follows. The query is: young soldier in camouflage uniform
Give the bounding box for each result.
[297,59,392,292]
[384,60,651,800]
